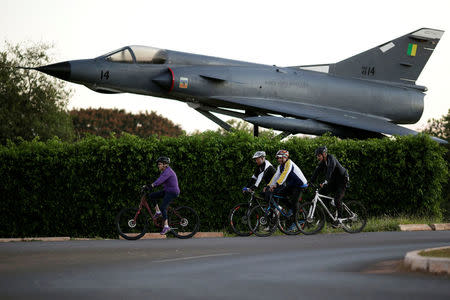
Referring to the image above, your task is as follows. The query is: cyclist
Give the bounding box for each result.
[310,146,349,226]
[244,151,276,193]
[265,150,308,218]
[143,156,180,235]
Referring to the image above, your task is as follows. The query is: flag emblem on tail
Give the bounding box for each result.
[407,43,417,56]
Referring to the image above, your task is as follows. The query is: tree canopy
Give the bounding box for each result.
[0,42,74,144]
[423,108,450,142]
[70,108,185,138]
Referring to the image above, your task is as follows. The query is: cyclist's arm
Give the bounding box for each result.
[310,162,324,183]
[325,156,337,183]
[152,169,170,187]
[268,166,280,187]
[276,160,292,186]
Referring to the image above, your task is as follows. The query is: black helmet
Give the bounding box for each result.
[315,146,327,156]
[156,156,170,164]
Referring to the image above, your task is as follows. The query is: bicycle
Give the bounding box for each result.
[247,191,304,237]
[228,188,265,236]
[296,183,367,235]
[116,187,200,240]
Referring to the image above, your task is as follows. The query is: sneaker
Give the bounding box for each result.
[153,211,162,219]
[160,226,171,235]
[331,220,342,229]
[288,223,297,231]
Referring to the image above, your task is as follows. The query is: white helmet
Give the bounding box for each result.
[252,151,266,159]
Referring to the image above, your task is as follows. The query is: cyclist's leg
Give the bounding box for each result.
[148,190,165,212]
[334,183,346,218]
[160,192,178,225]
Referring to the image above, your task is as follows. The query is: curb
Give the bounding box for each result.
[193,232,224,238]
[399,224,432,231]
[404,246,450,274]
[430,223,450,231]
[118,232,224,240]
[1,232,224,242]
[399,223,450,231]
[0,237,71,242]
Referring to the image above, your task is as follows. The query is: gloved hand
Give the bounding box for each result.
[141,184,152,193]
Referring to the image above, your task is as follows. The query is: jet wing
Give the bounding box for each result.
[209,96,446,143]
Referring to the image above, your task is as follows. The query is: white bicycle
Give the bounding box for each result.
[296,184,367,234]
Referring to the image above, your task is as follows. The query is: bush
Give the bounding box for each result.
[0,132,447,238]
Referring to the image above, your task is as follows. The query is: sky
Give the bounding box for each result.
[1,0,450,133]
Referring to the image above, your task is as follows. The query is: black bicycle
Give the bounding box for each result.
[228,188,265,236]
[247,192,304,237]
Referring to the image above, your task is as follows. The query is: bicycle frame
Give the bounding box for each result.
[306,188,356,223]
[133,194,172,228]
[306,189,339,222]
[247,191,264,208]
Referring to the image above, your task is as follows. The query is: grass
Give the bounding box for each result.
[419,248,450,258]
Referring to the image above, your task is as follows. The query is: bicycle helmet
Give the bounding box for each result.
[315,146,327,156]
[156,156,170,164]
[275,149,289,159]
[252,151,266,159]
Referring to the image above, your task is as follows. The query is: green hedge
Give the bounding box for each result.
[0,132,447,238]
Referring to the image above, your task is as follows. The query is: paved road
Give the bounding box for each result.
[0,231,449,299]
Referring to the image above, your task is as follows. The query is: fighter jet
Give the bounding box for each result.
[34,28,446,143]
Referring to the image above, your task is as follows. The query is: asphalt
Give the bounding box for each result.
[0,231,449,300]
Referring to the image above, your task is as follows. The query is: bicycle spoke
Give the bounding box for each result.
[296,201,325,235]
[116,207,149,240]
[229,203,252,236]
[340,201,367,233]
[248,205,278,237]
[168,206,199,239]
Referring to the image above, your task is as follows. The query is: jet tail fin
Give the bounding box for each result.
[329,28,444,85]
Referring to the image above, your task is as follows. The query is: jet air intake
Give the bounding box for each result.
[152,68,174,92]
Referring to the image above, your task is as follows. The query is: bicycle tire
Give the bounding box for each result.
[169,206,200,239]
[116,207,149,240]
[229,203,253,236]
[247,204,278,237]
[296,201,325,235]
[340,201,367,233]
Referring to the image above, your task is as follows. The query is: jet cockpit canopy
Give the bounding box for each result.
[99,46,168,64]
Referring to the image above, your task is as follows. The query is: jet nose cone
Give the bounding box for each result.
[36,61,71,81]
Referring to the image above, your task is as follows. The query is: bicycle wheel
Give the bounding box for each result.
[168,206,200,239]
[296,201,325,235]
[340,201,367,233]
[247,205,278,237]
[278,209,301,235]
[229,203,253,236]
[116,207,149,240]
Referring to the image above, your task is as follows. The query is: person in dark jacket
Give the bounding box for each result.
[310,146,349,222]
[143,156,180,235]
[244,151,276,193]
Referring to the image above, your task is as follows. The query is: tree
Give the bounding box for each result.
[423,108,450,142]
[0,42,74,144]
[70,108,185,138]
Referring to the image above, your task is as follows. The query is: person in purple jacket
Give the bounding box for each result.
[144,156,180,235]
